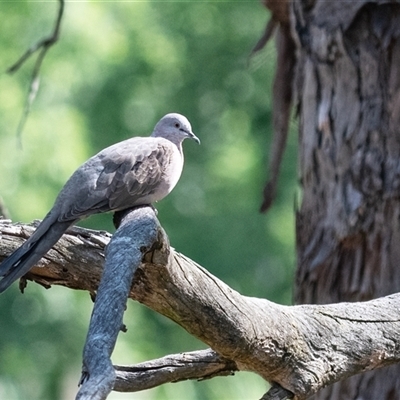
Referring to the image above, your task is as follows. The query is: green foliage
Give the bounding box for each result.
[0,1,297,399]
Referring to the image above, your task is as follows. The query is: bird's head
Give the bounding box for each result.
[152,113,200,145]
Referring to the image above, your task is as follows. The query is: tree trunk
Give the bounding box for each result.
[294,1,400,398]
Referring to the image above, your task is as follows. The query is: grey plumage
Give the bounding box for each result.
[0,113,199,293]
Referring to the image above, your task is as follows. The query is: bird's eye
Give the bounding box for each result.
[174,122,180,128]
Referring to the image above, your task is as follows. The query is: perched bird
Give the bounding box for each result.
[0,113,199,293]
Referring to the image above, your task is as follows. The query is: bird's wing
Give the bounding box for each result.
[101,142,173,209]
[57,138,175,221]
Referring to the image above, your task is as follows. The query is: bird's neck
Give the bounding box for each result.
[152,133,184,153]
[170,140,183,154]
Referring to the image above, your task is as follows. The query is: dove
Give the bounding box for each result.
[0,113,199,292]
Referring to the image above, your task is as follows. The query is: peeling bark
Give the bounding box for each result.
[256,0,296,213]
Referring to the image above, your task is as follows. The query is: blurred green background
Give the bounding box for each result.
[0,1,297,399]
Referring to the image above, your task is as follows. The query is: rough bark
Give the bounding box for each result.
[2,215,400,400]
[293,1,400,398]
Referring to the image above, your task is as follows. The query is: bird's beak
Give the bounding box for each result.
[188,131,201,144]
[180,127,200,144]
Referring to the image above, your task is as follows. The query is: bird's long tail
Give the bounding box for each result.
[0,216,73,293]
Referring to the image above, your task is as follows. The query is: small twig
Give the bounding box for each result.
[7,0,65,142]
[7,0,64,74]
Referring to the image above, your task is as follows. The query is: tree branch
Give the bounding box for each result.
[6,0,65,141]
[1,214,400,399]
[114,349,237,392]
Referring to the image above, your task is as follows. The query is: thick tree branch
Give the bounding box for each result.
[1,214,400,399]
[77,207,162,400]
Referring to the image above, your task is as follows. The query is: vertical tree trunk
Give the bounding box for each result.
[294,2,400,399]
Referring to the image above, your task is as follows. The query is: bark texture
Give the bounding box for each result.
[293,1,400,398]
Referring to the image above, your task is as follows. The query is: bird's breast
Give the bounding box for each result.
[154,145,184,201]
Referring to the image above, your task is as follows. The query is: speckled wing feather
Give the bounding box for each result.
[103,143,173,209]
